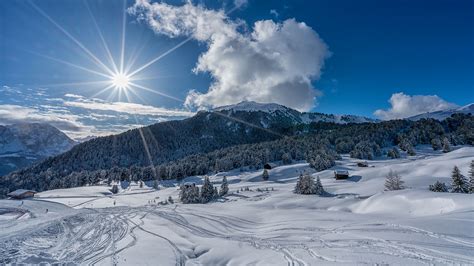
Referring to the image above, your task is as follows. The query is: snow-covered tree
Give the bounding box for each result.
[442,137,451,153]
[179,183,200,204]
[200,176,215,203]
[451,166,468,193]
[314,176,325,195]
[219,176,229,196]
[282,153,292,165]
[469,160,474,194]
[429,181,448,192]
[110,184,119,194]
[294,173,323,195]
[152,179,159,190]
[431,138,442,151]
[384,170,405,191]
[387,147,401,159]
[262,169,269,181]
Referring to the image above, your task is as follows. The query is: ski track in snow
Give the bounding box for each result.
[1,147,473,265]
[0,204,473,265]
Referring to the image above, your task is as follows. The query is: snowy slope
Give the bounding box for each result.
[0,123,76,175]
[214,101,378,127]
[0,146,473,265]
[408,103,474,121]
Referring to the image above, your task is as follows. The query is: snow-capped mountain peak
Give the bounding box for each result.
[213,101,289,113]
[212,101,377,128]
[408,103,474,121]
[0,123,76,175]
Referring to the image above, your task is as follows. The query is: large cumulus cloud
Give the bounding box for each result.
[129,0,330,111]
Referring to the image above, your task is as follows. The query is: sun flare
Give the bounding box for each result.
[111,73,130,89]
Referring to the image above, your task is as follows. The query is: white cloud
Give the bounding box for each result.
[0,87,195,140]
[374,92,459,120]
[270,9,279,18]
[64,98,194,117]
[0,104,94,139]
[129,0,330,112]
[64,93,84,99]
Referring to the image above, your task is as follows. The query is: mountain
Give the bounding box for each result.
[2,102,376,179]
[0,123,76,176]
[213,101,378,128]
[408,103,474,121]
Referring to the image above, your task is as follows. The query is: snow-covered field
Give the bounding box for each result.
[1,147,473,265]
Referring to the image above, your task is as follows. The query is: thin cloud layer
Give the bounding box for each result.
[374,92,459,120]
[129,0,330,112]
[0,86,194,140]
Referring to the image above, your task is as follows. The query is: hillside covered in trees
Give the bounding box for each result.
[1,111,472,196]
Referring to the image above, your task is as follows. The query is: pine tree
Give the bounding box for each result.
[451,166,468,193]
[469,160,474,194]
[431,138,442,151]
[384,170,405,191]
[200,176,214,203]
[153,179,159,190]
[282,153,292,165]
[110,184,119,194]
[262,169,269,181]
[429,181,448,192]
[179,183,200,204]
[314,176,325,195]
[442,137,451,153]
[219,176,229,196]
[294,173,317,194]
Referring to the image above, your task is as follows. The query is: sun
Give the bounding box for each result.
[111,73,130,89]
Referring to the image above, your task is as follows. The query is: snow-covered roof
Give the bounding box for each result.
[335,170,349,175]
[7,189,37,196]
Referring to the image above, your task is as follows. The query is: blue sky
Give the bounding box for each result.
[0,0,472,139]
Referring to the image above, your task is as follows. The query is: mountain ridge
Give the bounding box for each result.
[0,123,76,176]
[408,103,474,121]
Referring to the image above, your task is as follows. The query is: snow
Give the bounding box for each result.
[1,146,473,264]
[213,100,289,113]
[409,103,474,121]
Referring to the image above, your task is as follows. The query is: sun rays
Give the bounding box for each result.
[27,0,185,104]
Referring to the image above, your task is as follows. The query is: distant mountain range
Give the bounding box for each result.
[408,103,474,121]
[0,102,377,178]
[0,123,76,176]
[1,101,472,178]
[213,101,378,126]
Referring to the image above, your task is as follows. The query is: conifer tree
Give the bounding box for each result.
[442,138,451,153]
[262,169,269,181]
[429,181,448,192]
[200,176,215,203]
[294,173,317,194]
[451,166,468,193]
[219,176,229,196]
[314,176,325,195]
[384,170,405,191]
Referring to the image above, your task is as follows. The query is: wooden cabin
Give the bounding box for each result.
[334,170,350,180]
[7,189,37,199]
[357,162,369,167]
[264,163,277,170]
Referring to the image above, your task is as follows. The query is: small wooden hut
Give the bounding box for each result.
[334,170,350,180]
[264,163,277,170]
[7,189,37,199]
